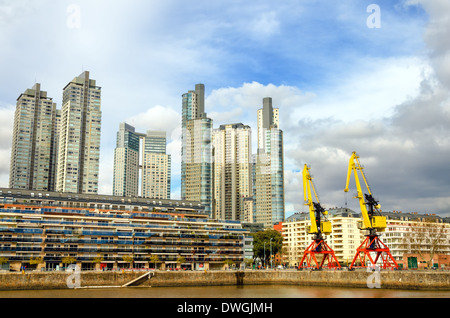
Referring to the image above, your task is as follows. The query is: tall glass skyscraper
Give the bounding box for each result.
[181,84,213,216]
[254,97,285,228]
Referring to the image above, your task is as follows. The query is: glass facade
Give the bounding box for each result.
[181,84,213,217]
[254,98,285,228]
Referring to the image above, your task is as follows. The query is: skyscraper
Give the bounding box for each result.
[257,97,279,151]
[56,71,102,194]
[113,124,171,199]
[254,97,285,228]
[181,84,213,216]
[9,83,58,191]
[141,131,171,200]
[113,123,140,197]
[212,123,252,221]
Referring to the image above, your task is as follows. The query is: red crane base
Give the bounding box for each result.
[299,239,341,270]
[349,235,398,270]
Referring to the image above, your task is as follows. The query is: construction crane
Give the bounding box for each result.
[299,164,340,270]
[344,152,398,270]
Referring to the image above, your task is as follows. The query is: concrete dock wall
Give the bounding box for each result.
[0,270,449,291]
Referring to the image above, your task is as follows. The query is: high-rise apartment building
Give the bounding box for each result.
[212,123,252,221]
[181,84,213,216]
[56,71,102,194]
[141,131,171,200]
[254,97,285,228]
[51,109,62,189]
[9,83,58,191]
[113,123,140,197]
[113,123,171,199]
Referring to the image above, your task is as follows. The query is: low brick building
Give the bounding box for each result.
[402,253,450,270]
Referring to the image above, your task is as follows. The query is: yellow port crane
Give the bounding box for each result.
[344,152,398,270]
[299,164,340,270]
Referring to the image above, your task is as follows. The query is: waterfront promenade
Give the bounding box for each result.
[1,269,449,291]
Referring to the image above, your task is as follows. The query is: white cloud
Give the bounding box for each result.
[209,108,245,126]
[249,11,280,39]
[207,81,316,133]
[298,57,430,124]
[0,0,33,27]
[285,86,450,217]
[125,105,180,137]
[207,82,314,111]
[0,106,14,187]
[406,0,450,89]
[98,155,114,195]
[284,169,303,212]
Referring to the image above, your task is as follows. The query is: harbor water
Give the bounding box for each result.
[0,284,449,298]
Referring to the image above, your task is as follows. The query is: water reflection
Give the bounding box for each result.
[0,285,449,298]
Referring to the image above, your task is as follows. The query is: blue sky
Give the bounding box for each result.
[1,0,449,217]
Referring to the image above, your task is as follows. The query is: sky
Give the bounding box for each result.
[0,0,449,218]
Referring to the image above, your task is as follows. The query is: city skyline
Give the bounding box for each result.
[0,1,449,217]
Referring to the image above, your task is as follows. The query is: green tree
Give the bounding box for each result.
[29,257,43,265]
[92,255,104,264]
[176,256,186,265]
[0,257,8,267]
[251,230,283,267]
[62,256,77,265]
[223,259,235,269]
[122,255,134,264]
[149,254,160,269]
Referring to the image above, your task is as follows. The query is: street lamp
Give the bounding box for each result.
[263,242,266,269]
[270,238,273,269]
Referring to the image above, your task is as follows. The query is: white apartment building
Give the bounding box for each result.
[383,211,450,264]
[113,123,140,197]
[212,123,252,221]
[142,152,171,200]
[282,208,450,267]
[282,209,363,267]
[113,124,171,200]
